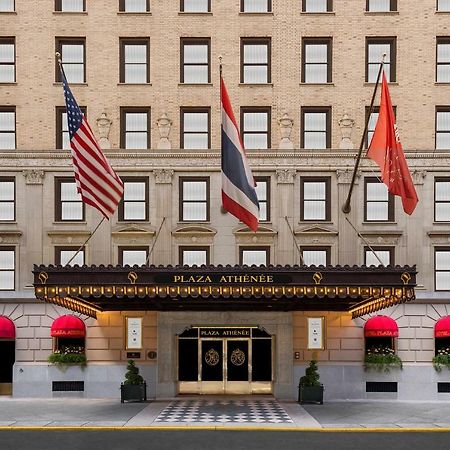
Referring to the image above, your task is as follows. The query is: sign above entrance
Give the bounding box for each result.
[199,328,251,338]
[155,273,292,285]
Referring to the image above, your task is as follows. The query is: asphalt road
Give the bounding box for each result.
[0,430,450,450]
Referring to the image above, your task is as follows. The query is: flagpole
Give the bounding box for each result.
[342,54,386,214]
[145,217,166,266]
[284,216,305,265]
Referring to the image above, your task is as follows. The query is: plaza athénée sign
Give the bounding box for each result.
[154,273,292,284]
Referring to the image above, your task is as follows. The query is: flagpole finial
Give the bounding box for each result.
[218,55,223,64]
[55,52,62,64]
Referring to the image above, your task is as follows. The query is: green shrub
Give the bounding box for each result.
[123,359,144,385]
[432,348,450,372]
[300,360,321,387]
[48,346,86,366]
[364,345,402,372]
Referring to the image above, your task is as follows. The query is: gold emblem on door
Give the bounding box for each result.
[230,348,245,366]
[204,348,220,366]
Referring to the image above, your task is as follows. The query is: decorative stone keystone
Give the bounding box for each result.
[23,170,45,185]
[154,169,174,184]
[276,169,296,184]
[278,113,294,149]
[412,170,426,185]
[156,113,172,150]
[338,113,355,149]
[96,112,112,149]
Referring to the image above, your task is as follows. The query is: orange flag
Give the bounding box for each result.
[367,71,418,215]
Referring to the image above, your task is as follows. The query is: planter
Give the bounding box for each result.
[298,385,324,404]
[120,382,147,403]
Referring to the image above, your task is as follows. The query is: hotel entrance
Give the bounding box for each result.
[178,326,273,394]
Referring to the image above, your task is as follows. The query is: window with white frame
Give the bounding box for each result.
[364,177,394,222]
[300,177,331,221]
[301,247,330,266]
[55,178,85,222]
[181,0,210,12]
[240,247,269,266]
[180,177,209,221]
[0,247,14,290]
[179,246,209,265]
[55,0,85,11]
[118,178,149,221]
[435,248,450,291]
[119,247,148,266]
[55,247,85,266]
[0,37,15,83]
[119,0,149,12]
[0,177,15,221]
[0,107,15,149]
[364,247,394,266]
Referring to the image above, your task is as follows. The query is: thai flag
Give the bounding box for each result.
[221,77,259,231]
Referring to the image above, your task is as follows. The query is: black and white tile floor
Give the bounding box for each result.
[155,399,293,424]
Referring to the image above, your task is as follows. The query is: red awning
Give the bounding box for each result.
[51,315,86,338]
[0,316,15,339]
[435,316,450,338]
[364,315,399,337]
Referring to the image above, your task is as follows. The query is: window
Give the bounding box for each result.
[241,107,271,149]
[55,38,86,83]
[0,37,15,82]
[55,0,85,11]
[301,246,330,266]
[119,247,148,265]
[55,247,85,266]
[241,0,271,12]
[437,38,450,83]
[181,38,210,84]
[181,0,210,12]
[366,106,396,147]
[300,177,331,221]
[120,38,150,83]
[0,107,15,149]
[119,0,150,12]
[56,106,86,149]
[435,248,450,290]
[179,177,209,222]
[302,38,332,83]
[437,0,450,11]
[366,0,397,11]
[364,177,394,222]
[301,107,331,149]
[435,178,450,222]
[436,107,450,149]
[241,38,271,84]
[364,246,394,266]
[179,246,209,265]
[366,37,396,82]
[240,247,269,265]
[0,177,15,221]
[302,0,332,12]
[255,176,270,221]
[120,107,151,149]
[0,0,14,12]
[0,247,14,290]
[55,178,85,222]
[180,107,210,149]
[118,177,149,221]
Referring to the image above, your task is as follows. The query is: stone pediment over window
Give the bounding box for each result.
[427,230,450,245]
[111,225,156,245]
[172,225,217,244]
[0,230,23,245]
[234,225,277,245]
[293,224,337,245]
[294,225,338,236]
[47,230,91,245]
[360,230,403,246]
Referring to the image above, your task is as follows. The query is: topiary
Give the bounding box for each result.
[300,360,321,387]
[123,359,144,385]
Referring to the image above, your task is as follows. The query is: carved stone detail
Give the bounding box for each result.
[154,169,174,184]
[23,170,45,185]
[276,169,296,184]
[0,230,23,244]
[338,113,355,149]
[336,169,360,184]
[96,112,112,149]
[278,113,294,149]
[412,170,426,185]
[156,113,172,150]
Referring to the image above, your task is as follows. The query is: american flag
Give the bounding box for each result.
[61,74,123,218]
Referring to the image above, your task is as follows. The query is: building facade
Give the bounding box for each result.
[1,0,450,400]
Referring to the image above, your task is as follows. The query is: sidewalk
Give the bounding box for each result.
[0,397,450,430]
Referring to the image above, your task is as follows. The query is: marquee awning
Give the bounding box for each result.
[364,315,399,337]
[50,315,86,338]
[0,316,15,339]
[435,316,450,338]
[33,264,416,319]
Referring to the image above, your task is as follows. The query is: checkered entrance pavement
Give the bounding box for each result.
[154,399,293,424]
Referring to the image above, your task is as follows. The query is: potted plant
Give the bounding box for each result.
[298,360,324,404]
[433,347,450,372]
[364,345,403,373]
[120,359,147,403]
[48,346,87,369]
